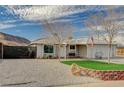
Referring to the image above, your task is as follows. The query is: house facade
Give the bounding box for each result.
[31,38,117,59]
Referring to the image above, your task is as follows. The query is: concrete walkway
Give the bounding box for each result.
[0,59,101,87]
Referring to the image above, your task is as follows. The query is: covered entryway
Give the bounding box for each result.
[66,45,87,58]
[76,45,87,58]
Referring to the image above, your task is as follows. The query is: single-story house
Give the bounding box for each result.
[30,37,117,59]
[116,44,124,57]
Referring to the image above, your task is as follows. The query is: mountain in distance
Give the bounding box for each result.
[0,32,30,46]
[0,31,123,46]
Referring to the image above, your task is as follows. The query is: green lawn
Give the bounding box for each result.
[62,60,124,70]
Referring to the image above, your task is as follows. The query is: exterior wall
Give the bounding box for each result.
[87,44,117,58]
[36,45,44,58]
[79,45,87,57]
[55,45,59,57]
[36,45,66,58]
[58,46,66,58]
[60,45,66,58]
[112,45,117,57]
[55,45,66,58]
[36,44,116,59]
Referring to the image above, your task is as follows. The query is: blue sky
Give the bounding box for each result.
[0,5,123,41]
[0,6,43,40]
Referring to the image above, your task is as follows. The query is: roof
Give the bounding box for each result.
[31,37,60,45]
[117,44,124,48]
[31,37,117,45]
[0,39,28,46]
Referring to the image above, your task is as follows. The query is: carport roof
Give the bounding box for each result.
[0,39,28,46]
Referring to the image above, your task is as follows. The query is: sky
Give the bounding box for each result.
[0,5,124,41]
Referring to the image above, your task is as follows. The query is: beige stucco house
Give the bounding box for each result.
[31,37,117,59]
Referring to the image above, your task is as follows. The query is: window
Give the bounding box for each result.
[44,45,54,53]
[70,45,75,50]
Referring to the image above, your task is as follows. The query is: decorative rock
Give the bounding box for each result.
[74,67,124,80]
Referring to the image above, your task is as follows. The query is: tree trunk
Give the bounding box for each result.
[108,43,112,64]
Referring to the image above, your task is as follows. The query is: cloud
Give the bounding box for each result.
[0,23,16,30]
[1,19,17,24]
[4,20,17,23]
[5,5,98,22]
[0,20,39,30]
[0,19,40,30]
[2,5,123,31]
[19,22,40,26]
[5,5,123,25]
[49,18,72,23]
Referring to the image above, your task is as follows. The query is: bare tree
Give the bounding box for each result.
[43,20,74,62]
[85,6,124,63]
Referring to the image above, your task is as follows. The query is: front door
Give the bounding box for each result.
[68,45,76,57]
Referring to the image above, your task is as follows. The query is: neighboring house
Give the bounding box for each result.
[116,44,124,57]
[30,37,117,59]
[114,33,124,57]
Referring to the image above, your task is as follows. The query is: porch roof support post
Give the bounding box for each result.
[65,44,66,59]
[63,43,67,59]
[1,43,3,59]
[86,44,89,58]
[75,44,76,57]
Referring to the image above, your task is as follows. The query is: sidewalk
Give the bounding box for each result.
[63,81,124,87]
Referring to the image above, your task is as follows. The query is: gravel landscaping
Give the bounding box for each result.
[0,59,101,87]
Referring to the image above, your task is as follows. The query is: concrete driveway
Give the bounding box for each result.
[0,59,101,87]
[109,58,124,64]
